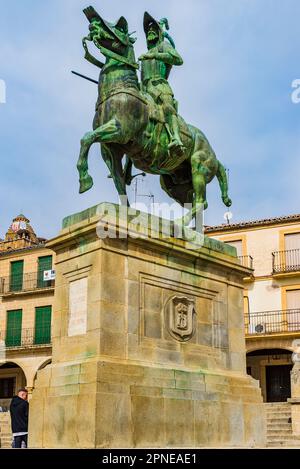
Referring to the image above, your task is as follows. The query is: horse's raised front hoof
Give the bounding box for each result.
[222,196,232,207]
[79,175,94,194]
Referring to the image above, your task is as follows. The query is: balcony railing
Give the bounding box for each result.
[238,255,254,270]
[272,249,300,274]
[0,327,52,348]
[245,309,300,335]
[0,271,54,295]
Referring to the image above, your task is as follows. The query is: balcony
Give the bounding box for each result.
[0,327,52,349]
[272,249,300,274]
[238,255,254,270]
[245,309,300,336]
[0,271,54,296]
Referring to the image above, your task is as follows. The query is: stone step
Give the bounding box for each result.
[267,431,292,436]
[265,408,290,410]
[267,417,291,423]
[267,416,291,422]
[266,408,291,410]
[265,403,291,407]
[267,432,293,438]
[266,411,291,417]
[267,419,292,427]
[266,405,291,410]
[266,407,291,412]
[267,422,291,428]
[264,402,296,447]
[266,408,291,412]
[267,428,293,434]
[265,401,290,405]
[267,443,300,448]
[267,438,300,445]
[267,435,300,442]
[265,402,290,405]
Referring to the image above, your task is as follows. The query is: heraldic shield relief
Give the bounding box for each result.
[165,295,196,342]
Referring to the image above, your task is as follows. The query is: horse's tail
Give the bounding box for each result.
[216,161,232,207]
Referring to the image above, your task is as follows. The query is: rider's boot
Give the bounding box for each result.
[168,115,185,156]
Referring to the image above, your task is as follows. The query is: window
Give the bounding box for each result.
[34,306,52,344]
[37,256,53,288]
[6,310,22,346]
[285,233,300,250]
[0,377,15,398]
[286,289,300,331]
[284,233,300,270]
[224,240,243,257]
[10,260,24,292]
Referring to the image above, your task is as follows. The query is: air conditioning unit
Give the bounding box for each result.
[254,323,266,334]
[248,323,267,334]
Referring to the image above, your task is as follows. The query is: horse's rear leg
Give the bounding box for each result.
[181,151,207,226]
[101,144,129,206]
[77,119,121,194]
[217,161,232,207]
[191,151,208,208]
[176,151,207,226]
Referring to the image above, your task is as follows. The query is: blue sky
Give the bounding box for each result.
[0,0,299,239]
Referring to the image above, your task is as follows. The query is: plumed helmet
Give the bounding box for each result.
[143,12,163,40]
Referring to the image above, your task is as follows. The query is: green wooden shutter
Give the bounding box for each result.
[37,256,53,288]
[10,261,24,292]
[6,310,22,346]
[34,306,52,344]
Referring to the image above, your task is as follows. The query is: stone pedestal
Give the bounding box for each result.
[289,363,300,435]
[29,203,266,448]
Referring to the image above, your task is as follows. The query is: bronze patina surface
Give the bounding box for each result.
[77,7,232,225]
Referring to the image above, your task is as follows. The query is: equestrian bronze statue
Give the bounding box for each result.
[77,6,232,224]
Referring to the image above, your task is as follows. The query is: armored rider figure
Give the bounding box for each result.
[139,12,184,155]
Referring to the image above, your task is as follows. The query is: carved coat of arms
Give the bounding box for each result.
[165,295,196,342]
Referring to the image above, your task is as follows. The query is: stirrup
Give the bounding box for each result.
[168,139,185,156]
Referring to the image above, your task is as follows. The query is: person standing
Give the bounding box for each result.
[10,388,29,448]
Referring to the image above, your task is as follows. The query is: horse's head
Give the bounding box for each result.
[83,6,136,61]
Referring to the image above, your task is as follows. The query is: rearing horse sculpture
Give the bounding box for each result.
[77,7,232,224]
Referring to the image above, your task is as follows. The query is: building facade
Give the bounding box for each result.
[0,215,54,409]
[206,214,300,403]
